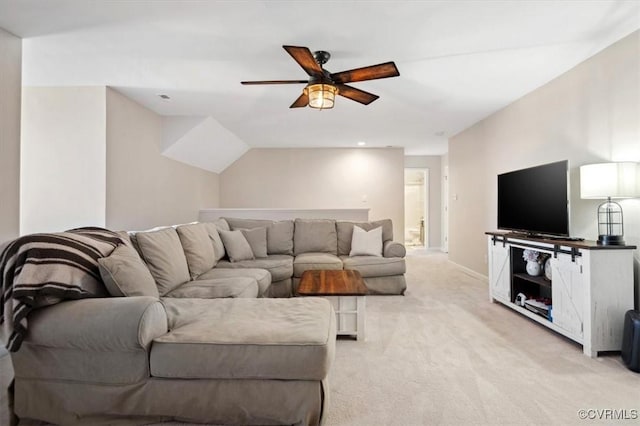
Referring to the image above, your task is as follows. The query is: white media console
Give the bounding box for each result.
[486,232,636,357]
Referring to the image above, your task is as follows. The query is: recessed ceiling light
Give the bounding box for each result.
[158,94,171,100]
[357,141,366,146]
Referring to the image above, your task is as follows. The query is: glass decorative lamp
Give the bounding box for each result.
[580,162,639,245]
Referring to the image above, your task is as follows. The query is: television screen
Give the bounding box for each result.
[497,160,569,237]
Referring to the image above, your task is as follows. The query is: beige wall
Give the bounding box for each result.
[220,148,405,240]
[449,31,640,284]
[19,87,219,234]
[21,87,107,234]
[105,88,219,230]
[0,28,21,242]
[404,155,442,248]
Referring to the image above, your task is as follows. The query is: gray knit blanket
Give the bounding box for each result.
[0,227,122,351]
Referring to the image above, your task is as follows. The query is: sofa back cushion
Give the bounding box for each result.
[98,244,159,298]
[201,222,226,261]
[336,219,393,256]
[294,219,337,255]
[213,217,230,231]
[135,228,190,296]
[176,223,216,279]
[239,227,268,258]
[224,217,294,255]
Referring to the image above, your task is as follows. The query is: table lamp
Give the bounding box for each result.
[580,162,639,245]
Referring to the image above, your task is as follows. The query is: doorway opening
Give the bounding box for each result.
[404,168,428,248]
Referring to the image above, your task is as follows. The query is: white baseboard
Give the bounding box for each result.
[449,260,488,283]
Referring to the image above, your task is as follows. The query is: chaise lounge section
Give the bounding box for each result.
[13,296,335,425]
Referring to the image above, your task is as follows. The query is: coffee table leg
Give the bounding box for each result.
[357,295,366,340]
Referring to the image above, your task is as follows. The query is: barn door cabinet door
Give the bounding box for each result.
[550,254,584,341]
[488,239,510,303]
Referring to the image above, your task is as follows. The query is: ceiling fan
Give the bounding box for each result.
[241,45,400,109]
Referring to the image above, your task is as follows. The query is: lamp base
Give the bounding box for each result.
[597,235,625,246]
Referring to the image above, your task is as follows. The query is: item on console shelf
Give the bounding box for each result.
[524,298,551,318]
[544,257,552,281]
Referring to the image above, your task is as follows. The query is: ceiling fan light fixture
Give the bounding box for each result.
[306,83,337,109]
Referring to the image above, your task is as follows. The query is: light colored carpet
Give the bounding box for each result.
[3,252,639,425]
[323,250,640,425]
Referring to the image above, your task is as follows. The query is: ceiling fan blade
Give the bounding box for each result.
[331,62,400,84]
[241,80,308,85]
[336,84,379,105]
[283,45,323,76]
[290,92,309,108]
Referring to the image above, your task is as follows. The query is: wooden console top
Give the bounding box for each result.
[485,231,636,250]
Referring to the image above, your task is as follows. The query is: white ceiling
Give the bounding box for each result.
[1,1,639,163]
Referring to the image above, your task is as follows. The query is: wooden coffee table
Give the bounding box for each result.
[297,270,368,340]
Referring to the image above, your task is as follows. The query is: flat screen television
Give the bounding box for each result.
[497,160,569,238]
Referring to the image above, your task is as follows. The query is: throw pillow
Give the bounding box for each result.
[350,225,383,257]
[98,244,159,298]
[218,229,255,262]
[336,219,393,256]
[224,217,294,255]
[239,227,268,258]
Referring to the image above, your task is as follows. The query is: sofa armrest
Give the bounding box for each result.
[383,240,406,258]
[25,296,167,352]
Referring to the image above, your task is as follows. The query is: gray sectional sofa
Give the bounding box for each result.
[215,217,407,297]
[4,217,406,425]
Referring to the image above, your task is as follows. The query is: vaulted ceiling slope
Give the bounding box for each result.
[0,1,638,171]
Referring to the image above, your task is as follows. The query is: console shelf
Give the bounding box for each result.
[512,273,551,288]
[486,231,636,357]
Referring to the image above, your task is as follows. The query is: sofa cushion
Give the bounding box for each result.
[219,229,255,263]
[151,298,335,381]
[202,222,226,261]
[98,244,159,298]
[266,220,295,255]
[163,277,259,299]
[224,217,271,230]
[341,255,406,278]
[294,219,337,255]
[225,218,294,255]
[336,219,393,256]
[196,267,272,297]
[350,225,383,257]
[115,230,133,246]
[135,228,190,296]
[240,227,268,258]
[176,223,216,279]
[362,275,407,295]
[213,217,230,232]
[293,252,343,277]
[214,255,293,283]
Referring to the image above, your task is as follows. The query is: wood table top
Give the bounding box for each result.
[297,270,368,296]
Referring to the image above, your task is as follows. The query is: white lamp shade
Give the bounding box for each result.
[580,162,639,199]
